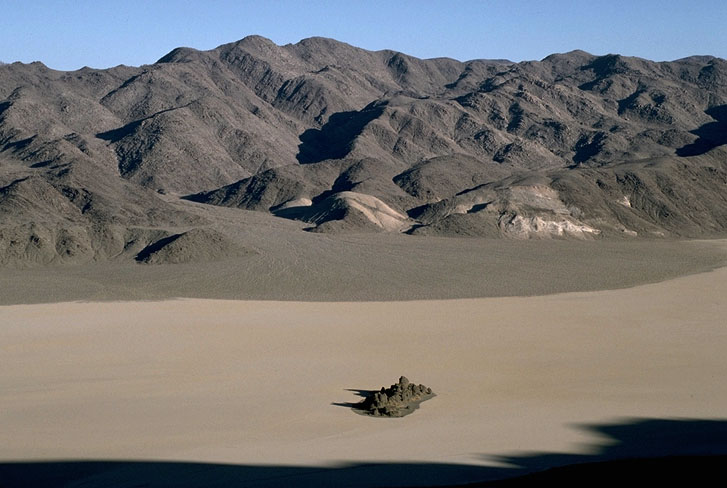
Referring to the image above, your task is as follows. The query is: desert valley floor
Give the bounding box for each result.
[3,30,727,487]
[1,239,727,487]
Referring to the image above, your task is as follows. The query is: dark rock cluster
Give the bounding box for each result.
[359,376,434,417]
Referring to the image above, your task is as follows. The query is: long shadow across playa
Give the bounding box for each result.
[1,418,726,487]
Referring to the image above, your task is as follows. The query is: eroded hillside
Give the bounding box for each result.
[1,36,726,265]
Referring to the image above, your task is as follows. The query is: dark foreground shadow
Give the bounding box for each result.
[468,455,727,487]
[2,418,726,487]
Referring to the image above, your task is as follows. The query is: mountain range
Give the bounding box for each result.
[1,36,726,266]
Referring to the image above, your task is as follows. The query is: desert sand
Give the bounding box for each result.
[2,251,727,486]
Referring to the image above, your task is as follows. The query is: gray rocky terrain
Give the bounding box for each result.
[1,36,726,266]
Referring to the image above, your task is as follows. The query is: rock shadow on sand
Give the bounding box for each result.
[331,388,377,410]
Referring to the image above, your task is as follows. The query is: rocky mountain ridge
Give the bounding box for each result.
[1,36,726,265]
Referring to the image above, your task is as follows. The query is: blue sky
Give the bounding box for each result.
[2,0,726,70]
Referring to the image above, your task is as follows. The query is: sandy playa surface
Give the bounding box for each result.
[2,261,727,486]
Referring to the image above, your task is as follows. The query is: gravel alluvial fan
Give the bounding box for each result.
[1,36,726,265]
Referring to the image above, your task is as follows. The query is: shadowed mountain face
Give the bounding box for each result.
[1,36,726,265]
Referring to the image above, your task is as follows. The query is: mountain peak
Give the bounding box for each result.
[236,34,277,47]
[156,46,203,64]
